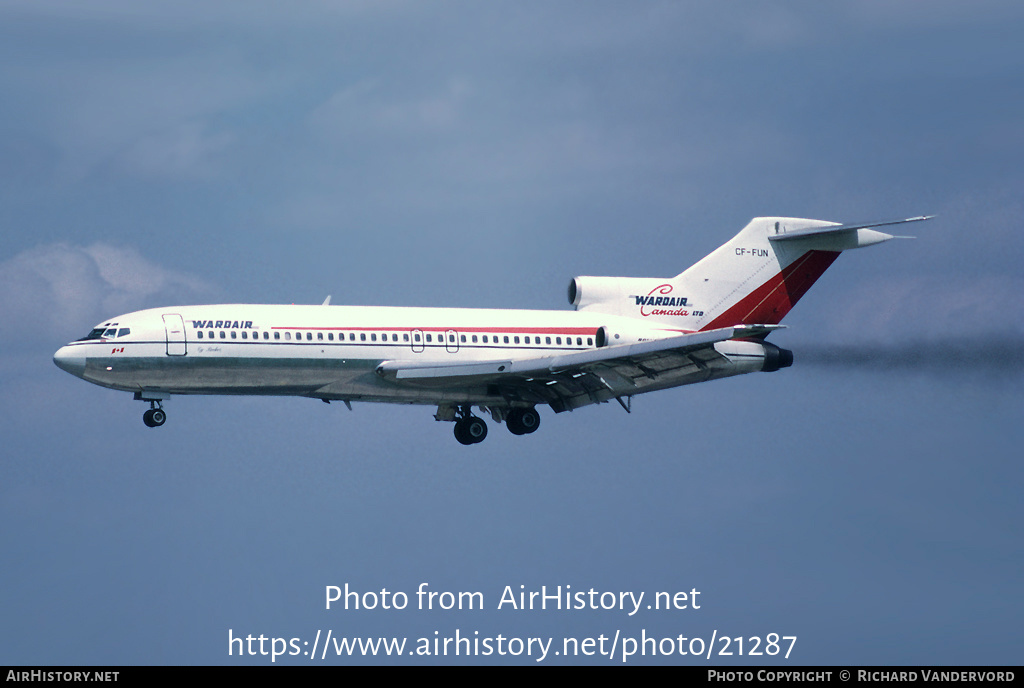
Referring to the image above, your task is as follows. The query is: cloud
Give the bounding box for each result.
[114,121,235,180]
[309,78,472,140]
[0,243,218,342]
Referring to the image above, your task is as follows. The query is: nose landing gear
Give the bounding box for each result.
[135,392,170,428]
[142,404,166,427]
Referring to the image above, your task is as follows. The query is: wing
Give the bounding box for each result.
[375,324,783,413]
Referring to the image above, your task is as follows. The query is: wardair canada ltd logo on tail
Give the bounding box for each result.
[630,284,698,317]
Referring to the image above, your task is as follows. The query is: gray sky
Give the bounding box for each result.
[2,1,1022,664]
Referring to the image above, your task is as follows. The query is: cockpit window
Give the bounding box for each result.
[77,328,107,341]
[76,324,130,341]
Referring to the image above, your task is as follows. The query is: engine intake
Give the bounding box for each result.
[568,275,667,311]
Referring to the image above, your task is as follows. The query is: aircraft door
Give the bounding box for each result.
[445,329,459,353]
[411,329,424,353]
[163,314,187,356]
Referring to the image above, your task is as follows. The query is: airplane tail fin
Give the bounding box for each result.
[570,216,930,331]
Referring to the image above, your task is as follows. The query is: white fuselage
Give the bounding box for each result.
[53,214,920,440]
[53,303,711,407]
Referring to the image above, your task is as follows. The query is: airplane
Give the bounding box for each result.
[53,215,929,444]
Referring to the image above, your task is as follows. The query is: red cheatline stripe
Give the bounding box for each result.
[701,250,840,330]
[269,326,598,334]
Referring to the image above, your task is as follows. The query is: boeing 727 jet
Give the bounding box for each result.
[53,215,929,444]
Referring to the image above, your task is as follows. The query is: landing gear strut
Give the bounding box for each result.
[142,401,166,428]
[453,406,488,445]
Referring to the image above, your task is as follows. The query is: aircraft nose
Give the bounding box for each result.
[53,346,87,378]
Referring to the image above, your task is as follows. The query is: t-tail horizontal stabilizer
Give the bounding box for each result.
[768,215,933,245]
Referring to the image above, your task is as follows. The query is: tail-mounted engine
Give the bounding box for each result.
[761,342,794,372]
[568,275,669,314]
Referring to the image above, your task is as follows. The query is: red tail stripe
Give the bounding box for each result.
[701,250,840,330]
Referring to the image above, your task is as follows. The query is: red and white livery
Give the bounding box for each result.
[53,215,928,444]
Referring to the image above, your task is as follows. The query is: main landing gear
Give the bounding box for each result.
[506,407,540,436]
[449,405,541,445]
[454,407,488,445]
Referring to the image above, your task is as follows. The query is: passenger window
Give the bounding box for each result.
[514,336,520,344]
[587,337,593,346]
[426,334,432,342]
[450,334,456,343]
[197,331,203,339]
[482,335,488,343]
[414,333,421,342]
[285,332,291,341]
[404,333,409,342]
[546,336,551,344]
[503,336,509,344]
[360,333,366,341]
[472,335,478,343]
[274,332,280,340]
[371,333,377,342]
[241,331,247,339]
[576,337,582,345]
[230,331,237,339]
[460,335,466,343]
[220,331,226,339]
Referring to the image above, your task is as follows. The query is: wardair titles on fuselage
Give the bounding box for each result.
[191,320,254,329]
[631,296,688,307]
